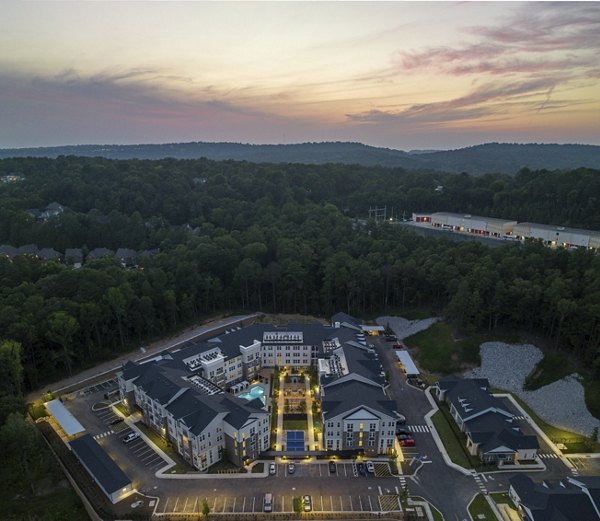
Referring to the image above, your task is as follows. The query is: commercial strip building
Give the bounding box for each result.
[437,376,539,465]
[509,474,600,521]
[411,212,600,251]
[118,312,402,467]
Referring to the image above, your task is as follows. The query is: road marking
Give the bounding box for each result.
[162,497,170,514]
[242,497,246,512]
[183,497,188,512]
[252,496,255,512]
[378,486,383,495]
[358,495,363,511]
[319,464,322,477]
[222,497,227,513]
[193,497,198,513]
[339,496,343,511]
[232,496,236,512]
[321,496,324,511]
[395,486,399,494]
[173,497,179,513]
[368,496,372,511]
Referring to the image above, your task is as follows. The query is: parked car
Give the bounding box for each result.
[269,463,276,475]
[263,493,273,512]
[303,495,312,512]
[400,438,416,447]
[122,432,139,444]
[288,463,295,474]
[385,336,397,342]
[396,428,411,436]
[328,460,337,473]
[366,461,375,473]
[397,433,413,440]
[110,417,124,425]
[357,462,366,475]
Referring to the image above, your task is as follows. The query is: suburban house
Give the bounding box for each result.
[509,474,600,521]
[437,376,539,464]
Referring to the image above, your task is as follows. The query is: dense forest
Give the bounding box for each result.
[0,156,599,394]
[1,156,600,518]
[1,142,600,175]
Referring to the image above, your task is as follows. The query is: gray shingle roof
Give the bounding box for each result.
[322,379,396,420]
[510,475,600,521]
[69,434,131,494]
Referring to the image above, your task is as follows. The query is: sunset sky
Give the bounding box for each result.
[1,1,599,150]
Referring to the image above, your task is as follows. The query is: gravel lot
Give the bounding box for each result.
[376,315,441,340]
[466,342,600,437]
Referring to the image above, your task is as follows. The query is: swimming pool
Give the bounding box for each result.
[238,385,266,405]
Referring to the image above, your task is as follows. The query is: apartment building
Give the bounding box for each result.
[118,359,269,470]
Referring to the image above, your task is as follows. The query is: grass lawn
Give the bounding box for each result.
[468,493,498,520]
[490,492,513,507]
[493,390,600,453]
[283,419,308,431]
[405,322,524,375]
[114,401,129,417]
[524,351,576,391]
[404,322,482,373]
[29,402,48,420]
[410,496,443,521]
[430,408,482,470]
[135,422,195,472]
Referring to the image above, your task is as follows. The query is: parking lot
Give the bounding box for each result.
[81,377,119,396]
[115,426,168,472]
[159,490,402,515]
[93,405,129,439]
[268,461,392,478]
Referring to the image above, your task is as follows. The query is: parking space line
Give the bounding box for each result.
[330,496,333,511]
[162,497,170,514]
[368,496,372,511]
[232,497,236,512]
[212,497,217,511]
[252,496,255,512]
[222,497,227,513]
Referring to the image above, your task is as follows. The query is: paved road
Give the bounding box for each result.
[373,337,480,519]
[373,335,582,519]
[28,313,260,402]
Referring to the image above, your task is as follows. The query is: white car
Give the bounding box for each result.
[269,463,276,475]
[123,432,140,444]
[366,461,375,473]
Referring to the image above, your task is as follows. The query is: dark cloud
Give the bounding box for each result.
[346,77,567,126]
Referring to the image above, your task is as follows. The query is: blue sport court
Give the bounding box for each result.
[286,430,305,451]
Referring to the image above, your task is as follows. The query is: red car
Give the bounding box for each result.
[399,438,416,447]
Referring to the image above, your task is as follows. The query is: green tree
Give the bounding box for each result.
[201,498,211,517]
[46,312,79,377]
[0,340,23,397]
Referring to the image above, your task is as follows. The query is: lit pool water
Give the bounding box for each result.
[238,385,265,405]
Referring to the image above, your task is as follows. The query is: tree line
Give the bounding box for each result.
[0,155,598,392]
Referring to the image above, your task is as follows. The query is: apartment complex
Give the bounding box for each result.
[118,313,401,466]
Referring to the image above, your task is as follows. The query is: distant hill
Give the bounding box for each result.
[1,141,599,175]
